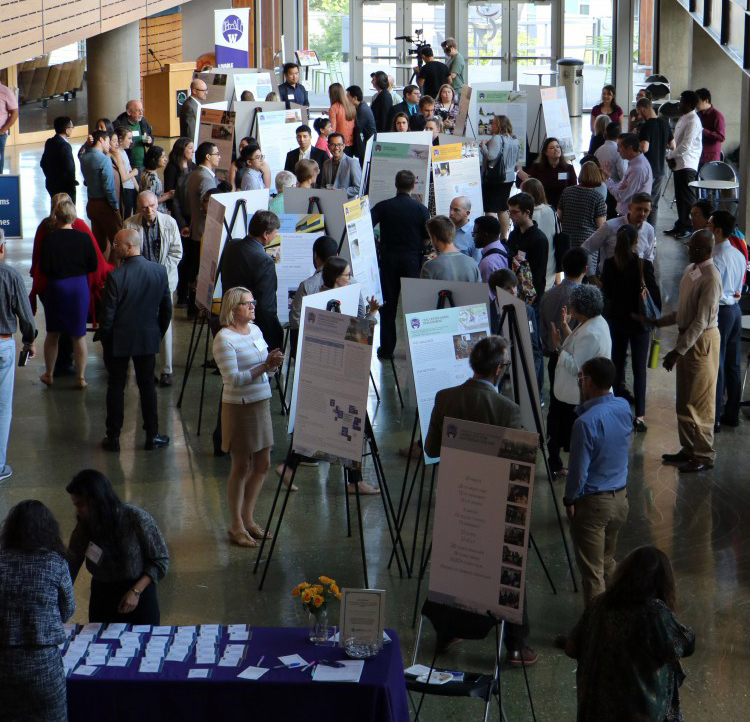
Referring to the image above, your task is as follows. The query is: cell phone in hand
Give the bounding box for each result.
[18,349,29,366]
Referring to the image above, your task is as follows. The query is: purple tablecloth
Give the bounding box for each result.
[66,626,409,722]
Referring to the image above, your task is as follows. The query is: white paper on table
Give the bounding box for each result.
[139,659,163,673]
[72,665,99,676]
[107,657,130,667]
[218,657,242,667]
[178,626,198,633]
[115,648,138,658]
[188,668,211,679]
[200,624,221,634]
[312,660,364,683]
[237,666,269,681]
[151,626,173,635]
[228,624,248,633]
[229,631,250,641]
[82,623,102,634]
[278,654,308,667]
[132,625,151,634]
[196,656,217,665]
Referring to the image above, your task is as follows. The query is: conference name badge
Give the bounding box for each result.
[558,172,568,181]
[86,542,103,564]
[132,130,141,137]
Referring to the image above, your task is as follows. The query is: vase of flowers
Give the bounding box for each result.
[292,576,341,644]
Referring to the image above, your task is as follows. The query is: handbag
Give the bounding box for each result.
[484,136,506,184]
[552,212,570,273]
[638,258,660,329]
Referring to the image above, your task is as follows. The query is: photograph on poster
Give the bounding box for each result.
[506,504,527,526]
[509,463,532,483]
[504,526,526,547]
[499,588,521,609]
[502,545,524,567]
[194,72,230,104]
[476,90,528,165]
[430,142,483,217]
[507,483,530,505]
[452,331,486,360]
[500,567,522,589]
[197,109,235,181]
[497,438,537,463]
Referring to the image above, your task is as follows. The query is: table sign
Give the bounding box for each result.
[339,588,386,650]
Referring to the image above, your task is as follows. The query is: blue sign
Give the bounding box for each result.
[0,175,21,239]
[222,14,244,43]
[215,8,250,69]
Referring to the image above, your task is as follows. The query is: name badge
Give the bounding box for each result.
[131,129,140,137]
[86,542,103,564]
[558,172,568,181]
[516,250,526,261]
[689,267,702,281]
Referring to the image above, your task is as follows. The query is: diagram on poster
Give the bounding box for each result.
[292,308,375,469]
[431,143,483,217]
[343,196,382,304]
[475,89,528,165]
[233,72,273,101]
[540,86,574,157]
[428,417,538,625]
[194,72,231,105]
[197,108,235,182]
[405,303,490,464]
[368,141,431,207]
[256,108,304,179]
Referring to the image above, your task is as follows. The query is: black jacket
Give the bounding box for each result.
[284,146,328,174]
[371,192,430,256]
[219,236,284,350]
[386,101,415,131]
[601,254,661,332]
[507,221,550,302]
[96,255,172,357]
[40,135,77,194]
[371,91,393,134]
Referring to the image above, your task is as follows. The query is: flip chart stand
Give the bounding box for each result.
[528,102,544,158]
[498,302,578,592]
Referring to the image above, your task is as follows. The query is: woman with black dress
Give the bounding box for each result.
[601,224,661,431]
[39,198,98,389]
[164,136,195,220]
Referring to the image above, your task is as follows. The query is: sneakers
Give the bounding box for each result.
[144,434,170,450]
[0,465,12,482]
[505,647,539,667]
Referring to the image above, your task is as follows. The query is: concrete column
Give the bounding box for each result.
[87,23,141,123]
[658,0,692,92]
[737,73,750,229]
[613,0,634,111]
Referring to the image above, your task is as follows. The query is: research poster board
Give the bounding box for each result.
[475,89,528,166]
[368,141,431,207]
[495,287,543,434]
[540,86,574,158]
[428,417,538,625]
[288,284,363,432]
[359,135,375,197]
[256,108,305,179]
[195,189,271,310]
[452,85,472,137]
[233,102,307,154]
[195,72,231,105]
[466,81,514,141]
[343,196,382,304]
[283,188,349,262]
[404,303,491,464]
[431,143,483,217]
[196,108,235,182]
[293,307,375,470]
[233,71,273,102]
[264,214,321,323]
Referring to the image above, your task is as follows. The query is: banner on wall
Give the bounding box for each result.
[215,9,251,68]
[0,176,22,238]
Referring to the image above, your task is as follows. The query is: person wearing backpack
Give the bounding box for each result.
[480,115,520,241]
[506,192,549,308]
[475,215,509,283]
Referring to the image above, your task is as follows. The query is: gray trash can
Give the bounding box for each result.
[557,58,584,117]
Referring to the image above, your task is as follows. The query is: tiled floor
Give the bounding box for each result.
[1,121,749,720]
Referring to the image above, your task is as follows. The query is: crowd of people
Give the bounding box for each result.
[0,48,741,719]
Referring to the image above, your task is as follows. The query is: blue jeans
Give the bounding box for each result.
[0,338,16,468]
[0,132,6,174]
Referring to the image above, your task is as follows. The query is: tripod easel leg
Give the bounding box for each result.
[177,314,202,409]
[411,465,436,627]
[196,316,211,435]
[370,371,380,402]
[347,467,369,588]
[529,532,557,595]
[389,358,404,407]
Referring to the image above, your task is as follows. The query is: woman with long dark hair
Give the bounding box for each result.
[0,500,74,721]
[566,546,695,721]
[590,84,624,131]
[66,469,169,623]
[370,71,393,133]
[518,137,577,208]
[164,136,196,223]
[601,224,661,432]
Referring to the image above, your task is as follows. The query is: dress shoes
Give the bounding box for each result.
[633,418,648,433]
[144,434,170,450]
[678,458,713,473]
[505,647,539,667]
[674,231,691,239]
[719,414,740,428]
[661,451,693,465]
[101,436,120,452]
[617,388,636,405]
[376,347,394,360]
[663,227,680,236]
[159,373,172,387]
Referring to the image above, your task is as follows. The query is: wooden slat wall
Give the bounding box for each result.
[0,0,45,64]
[43,0,101,53]
[140,13,183,78]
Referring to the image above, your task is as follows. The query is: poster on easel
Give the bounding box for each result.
[343,196,382,304]
[431,143,483,217]
[475,90,528,166]
[196,108,235,182]
[263,214,323,323]
[466,82,514,141]
[256,108,305,179]
[540,86,575,158]
[404,303,491,464]
[233,102,307,153]
[452,85,473,137]
[368,141,431,207]
[428,416,538,624]
[194,72,232,105]
[233,72,273,102]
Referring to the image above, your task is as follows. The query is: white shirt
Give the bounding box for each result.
[712,240,745,305]
[533,204,557,289]
[582,216,656,276]
[298,146,312,162]
[667,110,703,171]
[213,325,271,405]
[595,140,627,183]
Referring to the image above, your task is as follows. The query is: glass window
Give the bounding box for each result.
[467,3,505,84]
[308,0,351,87]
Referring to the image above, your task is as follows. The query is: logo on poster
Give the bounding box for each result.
[222,15,244,43]
[410,318,421,329]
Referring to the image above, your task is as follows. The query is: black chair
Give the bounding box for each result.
[645,82,670,102]
[406,599,507,722]
[645,73,670,86]
[697,160,739,211]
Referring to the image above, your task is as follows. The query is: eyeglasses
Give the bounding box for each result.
[209,152,221,156]
[238,300,257,308]
[577,373,589,382]
[329,143,345,149]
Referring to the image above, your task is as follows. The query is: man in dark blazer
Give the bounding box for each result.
[179,78,207,141]
[283,124,328,173]
[386,85,421,130]
[40,116,78,202]
[318,134,362,198]
[97,229,172,452]
[423,335,537,668]
[219,210,284,350]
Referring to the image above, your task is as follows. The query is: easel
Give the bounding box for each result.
[253,303,410,589]
[527,102,544,160]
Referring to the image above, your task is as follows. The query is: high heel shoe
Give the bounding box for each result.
[228,530,258,548]
[633,418,648,433]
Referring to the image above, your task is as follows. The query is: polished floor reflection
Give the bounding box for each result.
[1,129,749,720]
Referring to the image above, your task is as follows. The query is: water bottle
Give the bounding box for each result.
[648,337,661,370]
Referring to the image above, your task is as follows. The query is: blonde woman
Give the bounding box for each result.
[588,113,610,155]
[294,159,319,189]
[327,82,356,155]
[480,115,521,240]
[213,287,284,548]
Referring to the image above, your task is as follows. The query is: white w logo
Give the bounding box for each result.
[228,33,238,43]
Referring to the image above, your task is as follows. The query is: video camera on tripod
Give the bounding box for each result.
[395,29,431,66]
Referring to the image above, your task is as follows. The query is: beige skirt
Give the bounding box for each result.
[221,398,273,456]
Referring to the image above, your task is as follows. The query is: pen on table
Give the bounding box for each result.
[257,655,265,666]
[300,662,312,672]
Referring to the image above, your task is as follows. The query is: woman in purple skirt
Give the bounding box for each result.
[39,198,98,389]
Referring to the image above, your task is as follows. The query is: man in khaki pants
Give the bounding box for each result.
[652,229,722,473]
[563,357,632,605]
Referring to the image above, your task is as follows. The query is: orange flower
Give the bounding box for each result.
[335,592,341,599]
[330,584,339,595]
[301,588,314,603]
[319,576,333,585]
[313,594,324,608]
[292,588,300,597]
[313,584,324,593]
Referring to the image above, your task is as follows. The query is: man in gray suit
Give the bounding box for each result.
[97,229,173,452]
[318,133,361,199]
[179,78,207,141]
[423,335,537,667]
[178,141,218,308]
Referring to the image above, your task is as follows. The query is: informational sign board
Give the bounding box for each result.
[295,50,320,67]
[0,175,22,238]
[368,141,431,207]
[214,9,250,68]
[196,108,235,182]
[195,189,271,310]
[404,303,490,464]
[288,284,362,432]
[255,108,305,179]
[431,143,483,217]
[342,196,382,304]
[234,101,306,153]
[466,82,514,140]
[263,214,321,323]
[233,72,273,102]
[428,417,538,624]
[339,589,386,648]
[194,72,232,105]
[540,86,575,158]
[475,89,529,165]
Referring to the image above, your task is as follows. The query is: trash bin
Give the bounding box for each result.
[557,58,584,117]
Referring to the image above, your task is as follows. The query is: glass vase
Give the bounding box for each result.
[308,608,330,644]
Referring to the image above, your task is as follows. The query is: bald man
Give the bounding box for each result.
[646,230,721,473]
[180,79,208,141]
[115,99,153,170]
[449,196,480,261]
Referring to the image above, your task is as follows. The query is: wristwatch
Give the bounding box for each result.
[131,588,141,598]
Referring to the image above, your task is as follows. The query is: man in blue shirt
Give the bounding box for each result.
[449,196,479,261]
[80,129,122,252]
[278,63,309,108]
[563,356,632,604]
